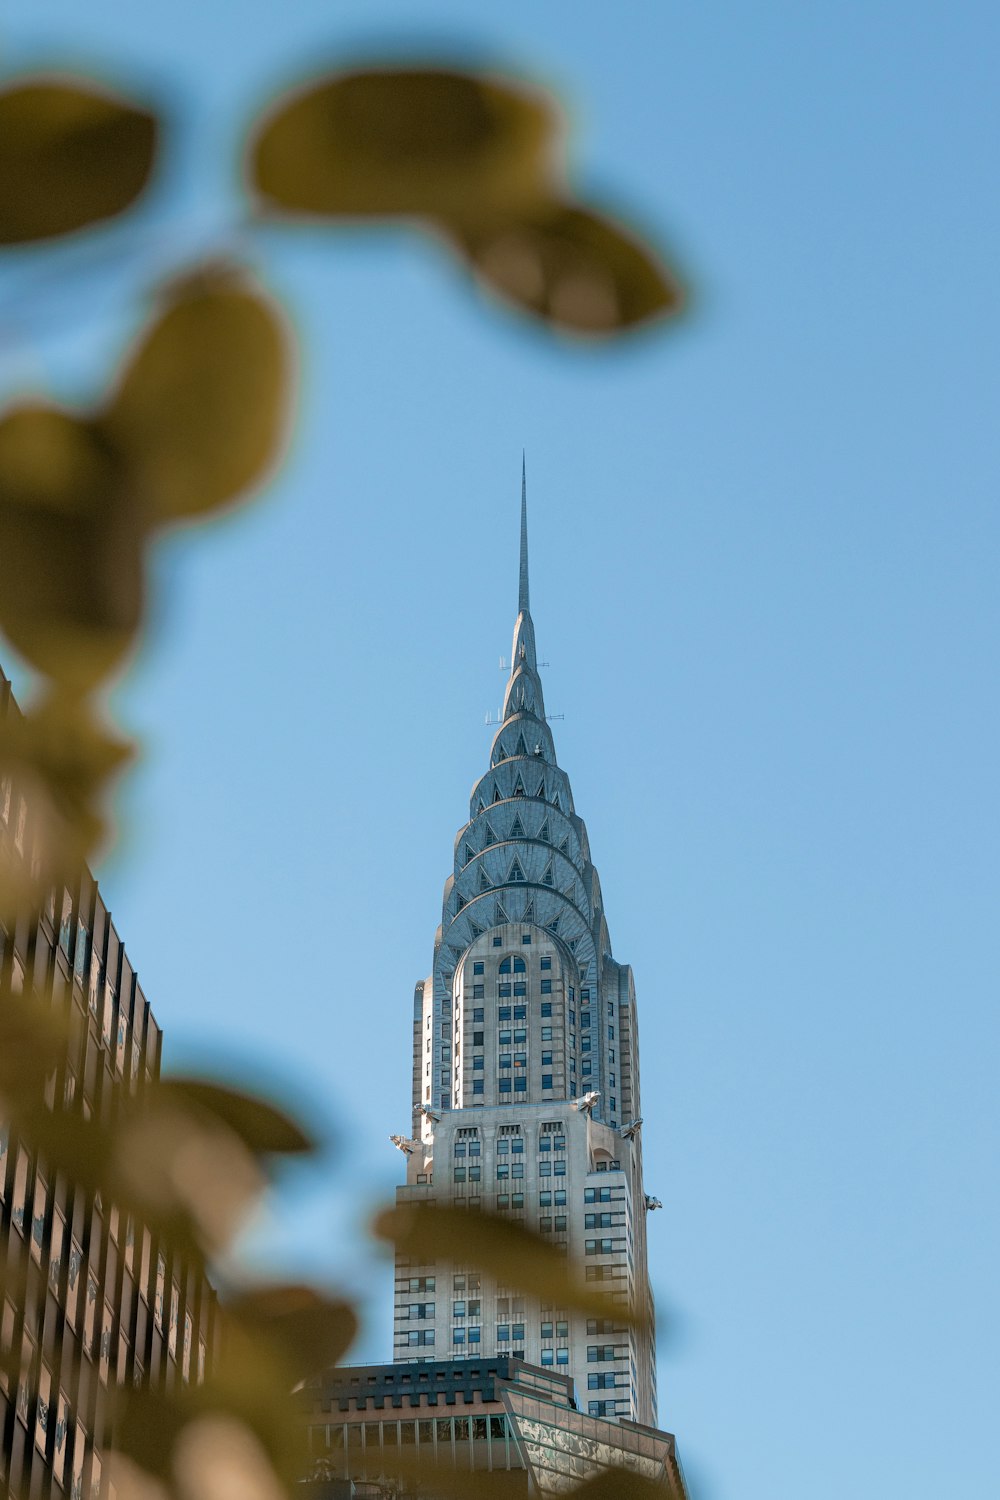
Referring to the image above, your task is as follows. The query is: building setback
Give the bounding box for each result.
[299,1357,686,1497]
[391,472,662,1427]
[0,668,219,1500]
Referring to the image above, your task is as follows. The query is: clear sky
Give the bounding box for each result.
[4,4,999,1498]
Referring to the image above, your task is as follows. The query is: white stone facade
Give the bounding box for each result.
[392,477,660,1425]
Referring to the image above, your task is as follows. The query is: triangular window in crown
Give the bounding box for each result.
[522,899,535,922]
[547,915,561,934]
[515,733,528,757]
[476,797,485,815]
[535,778,546,799]
[559,836,570,853]
[493,742,507,766]
[469,921,484,937]
[542,860,554,887]
[492,783,503,803]
[552,792,561,811]
[495,901,509,925]
[483,822,497,849]
[510,814,525,840]
[449,946,464,963]
[455,893,466,912]
[569,937,578,952]
[479,867,492,892]
[512,775,526,798]
[464,845,476,867]
[508,857,526,883]
[538,819,550,843]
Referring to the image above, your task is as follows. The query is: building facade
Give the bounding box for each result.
[299,1357,686,1497]
[391,476,661,1427]
[0,668,219,1500]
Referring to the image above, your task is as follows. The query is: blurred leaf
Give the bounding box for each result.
[0,78,157,245]
[453,201,684,336]
[158,1078,315,1157]
[113,1096,265,1259]
[0,988,73,1114]
[223,1285,357,1384]
[248,67,559,224]
[104,264,292,524]
[0,696,133,919]
[372,1201,640,1325]
[115,1372,306,1493]
[0,406,144,691]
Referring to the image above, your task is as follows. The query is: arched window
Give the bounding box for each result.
[513,957,526,974]
[499,958,511,974]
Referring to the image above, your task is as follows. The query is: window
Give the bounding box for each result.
[455,1143,467,1157]
[473,962,484,975]
[554,1190,567,1206]
[497,1324,510,1341]
[539,1192,552,1207]
[497,1165,509,1179]
[493,936,502,947]
[521,933,531,944]
[541,957,551,970]
[586,1213,613,1229]
[581,988,591,1001]
[469,1166,481,1181]
[556,1347,569,1365]
[468,1326,481,1343]
[541,979,552,994]
[541,1002,552,1017]
[554,1215,566,1231]
[471,985,484,998]
[407,1330,434,1346]
[541,1320,553,1338]
[514,1029,527,1043]
[541,1051,553,1066]
[454,1168,466,1182]
[513,1005,527,1020]
[499,1029,512,1045]
[581,1012,591,1028]
[453,1327,466,1344]
[542,1074,553,1089]
[514,1078,527,1092]
[473,1055,484,1070]
[409,1277,435,1291]
[588,1372,618,1389]
[588,1345,616,1361]
[514,957,526,972]
[610,1097,616,1110]
[541,1027,553,1041]
[608,1026,614,1039]
[473,1007,484,1022]
[513,983,527,996]
[498,986,512,998]
[497,1139,509,1154]
[472,1079,484,1094]
[453,1300,466,1316]
[512,1193,524,1208]
[582,1060,592,1076]
[511,1163,524,1178]
[539,1161,551,1177]
[512,1323,525,1339]
[556,1320,568,1337]
[582,1038,591,1053]
[554,1160,566,1175]
[541,1348,554,1365]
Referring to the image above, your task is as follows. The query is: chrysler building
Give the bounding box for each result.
[393,467,660,1425]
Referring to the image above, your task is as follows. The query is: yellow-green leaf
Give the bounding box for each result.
[157,1079,315,1157]
[223,1286,358,1383]
[0,696,133,918]
[0,405,144,691]
[0,78,157,245]
[104,265,292,524]
[248,67,560,225]
[454,200,684,336]
[372,1201,640,1325]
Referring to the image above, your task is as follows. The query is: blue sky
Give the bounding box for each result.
[3,3,999,1497]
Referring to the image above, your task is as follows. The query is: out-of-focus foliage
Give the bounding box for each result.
[374,1199,642,1326]
[248,64,683,336]
[104,264,293,524]
[0,47,688,1500]
[0,78,157,245]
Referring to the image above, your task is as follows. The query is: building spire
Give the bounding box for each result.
[519,453,530,616]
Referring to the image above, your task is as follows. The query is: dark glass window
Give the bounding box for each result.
[498,1079,511,1093]
[472,1079,484,1093]
[540,957,552,971]
[514,1078,527,1092]
[498,985,512,998]
[541,1002,552,1017]
[541,979,552,994]
[473,962,484,975]
[472,985,484,998]
[542,1074,553,1089]
[473,1031,484,1045]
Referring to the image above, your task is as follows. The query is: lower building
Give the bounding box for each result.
[298,1357,687,1497]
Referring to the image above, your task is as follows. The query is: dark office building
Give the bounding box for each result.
[0,668,219,1500]
[299,1357,686,1497]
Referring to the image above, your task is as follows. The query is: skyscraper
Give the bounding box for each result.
[392,469,660,1426]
